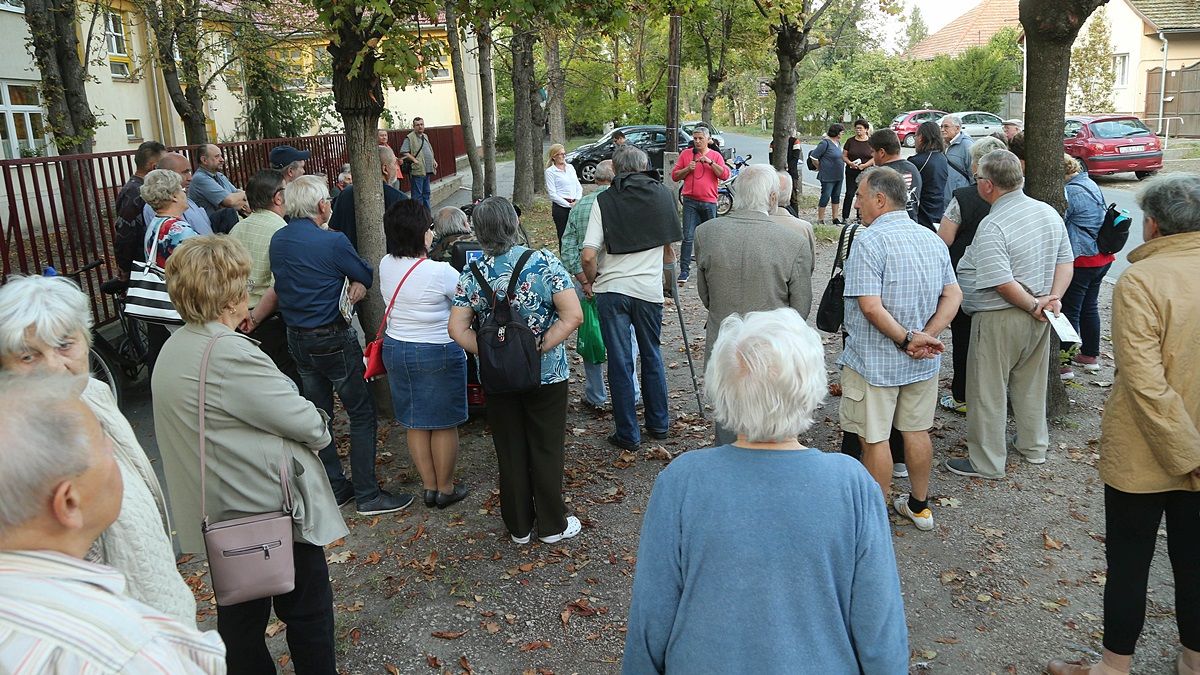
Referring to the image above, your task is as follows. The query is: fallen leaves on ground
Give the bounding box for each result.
[326,550,355,564]
[1043,531,1064,551]
[520,640,551,651]
[432,630,467,640]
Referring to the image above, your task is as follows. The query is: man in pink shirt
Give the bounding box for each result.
[671,126,729,284]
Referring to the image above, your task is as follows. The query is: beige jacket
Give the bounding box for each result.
[1099,231,1200,493]
[152,322,348,553]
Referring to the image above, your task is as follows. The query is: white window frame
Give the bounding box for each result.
[106,12,127,57]
[0,81,51,159]
[125,119,141,141]
[1112,53,1129,87]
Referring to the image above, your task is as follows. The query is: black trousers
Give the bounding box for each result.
[843,168,862,221]
[146,323,171,374]
[485,381,569,538]
[552,203,571,244]
[1102,485,1200,655]
[840,428,906,464]
[248,314,301,392]
[216,542,338,675]
[949,309,972,403]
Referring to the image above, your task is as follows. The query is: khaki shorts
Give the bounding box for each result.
[839,367,937,444]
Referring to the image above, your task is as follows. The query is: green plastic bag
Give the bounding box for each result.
[577,296,606,364]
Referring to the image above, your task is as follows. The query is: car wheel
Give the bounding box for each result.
[579,161,598,184]
[1135,170,1156,181]
[902,133,916,148]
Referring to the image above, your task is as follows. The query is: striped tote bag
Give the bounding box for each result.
[125,227,183,325]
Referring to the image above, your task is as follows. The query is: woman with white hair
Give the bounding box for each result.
[623,307,907,674]
[0,274,196,625]
[141,167,199,268]
[428,205,473,263]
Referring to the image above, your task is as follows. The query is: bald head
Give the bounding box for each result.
[157,153,193,188]
[379,144,398,182]
[197,144,226,173]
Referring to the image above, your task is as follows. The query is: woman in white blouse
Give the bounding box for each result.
[379,200,470,509]
[545,143,582,244]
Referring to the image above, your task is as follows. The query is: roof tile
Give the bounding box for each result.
[906,0,1021,61]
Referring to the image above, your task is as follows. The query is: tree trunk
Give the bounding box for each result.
[445,1,484,200]
[510,30,536,208]
[544,30,567,144]
[478,22,498,197]
[770,48,798,173]
[24,0,95,155]
[529,67,546,195]
[701,79,719,126]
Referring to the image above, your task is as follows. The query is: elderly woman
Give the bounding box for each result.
[0,274,196,625]
[141,167,199,268]
[448,197,583,545]
[809,123,845,225]
[910,121,948,229]
[545,143,582,243]
[428,205,473,263]
[1061,154,1114,377]
[624,308,907,673]
[380,200,469,509]
[153,235,348,673]
[1049,174,1200,675]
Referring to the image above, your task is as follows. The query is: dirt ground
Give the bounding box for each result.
[183,208,1186,675]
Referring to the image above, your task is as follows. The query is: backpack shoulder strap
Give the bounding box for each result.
[470,261,496,310]
[506,248,537,299]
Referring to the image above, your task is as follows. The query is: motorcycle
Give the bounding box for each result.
[715,154,751,216]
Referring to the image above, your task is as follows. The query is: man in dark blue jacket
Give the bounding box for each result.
[328,144,409,252]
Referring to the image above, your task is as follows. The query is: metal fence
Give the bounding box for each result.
[1,126,463,326]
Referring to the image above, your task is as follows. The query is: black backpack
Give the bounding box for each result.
[1077,183,1132,255]
[470,249,541,395]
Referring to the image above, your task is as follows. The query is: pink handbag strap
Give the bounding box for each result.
[198,332,293,528]
[374,257,427,342]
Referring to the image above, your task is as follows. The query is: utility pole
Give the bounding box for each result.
[665,10,682,154]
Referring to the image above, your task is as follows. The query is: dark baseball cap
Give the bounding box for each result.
[269,144,310,168]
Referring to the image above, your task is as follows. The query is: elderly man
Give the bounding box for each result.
[270,176,412,516]
[773,170,817,262]
[1046,174,1200,675]
[114,140,166,272]
[696,164,815,446]
[142,152,213,235]
[867,129,922,224]
[839,167,961,531]
[671,125,730,285]
[941,115,975,203]
[269,144,310,184]
[189,143,248,234]
[1002,119,1023,141]
[948,150,1074,480]
[560,159,640,411]
[400,117,438,209]
[230,168,299,388]
[582,146,681,452]
[328,144,409,252]
[0,375,226,672]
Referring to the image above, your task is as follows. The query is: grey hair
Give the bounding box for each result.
[433,205,471,238]
[705,308,826,442]
[336,170,352,184]
[283,160,305,178]
[594,159,616,183]
[378,143,396,167]
[283,175,329,220]
[0,274,94,359]
[472,197,522,256]
[731,164,778,213]
[0,373,93,535]
[1138,173,1200,235]
[859,166,908,210]
[613,145,649,174]
[939,114,962,129]
[777,170,793,203]
[691,125,710,138]
[977,149,1024,191]
[139,168,183,210]
[969,135,1008,167]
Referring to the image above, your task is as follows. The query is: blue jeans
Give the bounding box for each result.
[680,197,716,279]
[819,179,843,208]
[410,174,432,209]
[287,325,380,503]
[596,292,669,446]
[1061,263,1111,357]
[575,283,641,407]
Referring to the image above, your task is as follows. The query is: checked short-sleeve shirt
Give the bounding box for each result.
[837,210,958,387]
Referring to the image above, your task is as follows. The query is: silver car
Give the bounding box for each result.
[948,111,1005,138]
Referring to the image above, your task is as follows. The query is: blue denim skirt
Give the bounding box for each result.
[382,336,468,429]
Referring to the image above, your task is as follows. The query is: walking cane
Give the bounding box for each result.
[669,274,705,418]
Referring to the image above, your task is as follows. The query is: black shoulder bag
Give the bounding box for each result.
[469,249,541,395]
[815,223,859,333]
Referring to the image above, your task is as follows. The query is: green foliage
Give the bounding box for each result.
[905,6,928,52]
[1069,12,1116,113]
[922,32,1021,114]
[795,51,929,130]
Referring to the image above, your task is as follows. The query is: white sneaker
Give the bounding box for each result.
[511,529,533,545]
[538,515,582,544]
[892,463,909,478]
[893,494,934,531]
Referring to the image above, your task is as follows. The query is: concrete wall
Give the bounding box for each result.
[381,28,487,150]
[1106,0,1200,120]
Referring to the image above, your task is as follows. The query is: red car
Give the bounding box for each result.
[1063,115,1163,179]
[890,109,949,148]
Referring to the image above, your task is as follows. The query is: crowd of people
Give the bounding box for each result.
[0,112,1197,675]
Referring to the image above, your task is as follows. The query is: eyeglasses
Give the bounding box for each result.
[974,174,992,184]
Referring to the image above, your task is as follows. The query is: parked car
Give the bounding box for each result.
[1063,115,1163,179]
[891,109,949,147]
[681,121,726,149]
[950,111,1005,138]
[566,125,691,183]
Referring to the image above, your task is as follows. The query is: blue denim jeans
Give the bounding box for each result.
[410,174,432,209]
[575,282,640,407]
[680,197,716,279]
[1061,263,1111,357]
[596,292,669,446]
[819,179,843,208]
[287,325,379,503]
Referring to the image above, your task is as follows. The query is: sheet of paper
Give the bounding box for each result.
[339,279,355,324]
[1045,310,1081,344]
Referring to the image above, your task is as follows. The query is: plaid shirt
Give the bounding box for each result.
[559,186,607,276]
[229,209,287,309]
[837,210,957,387]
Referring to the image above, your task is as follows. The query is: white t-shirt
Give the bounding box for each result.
[377,256,460,344]
[582,201,664,303]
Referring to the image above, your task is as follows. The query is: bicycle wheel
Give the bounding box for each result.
[89,347,122,408]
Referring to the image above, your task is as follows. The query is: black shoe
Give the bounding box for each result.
[435,484,470,509]
[356,490,414,515]
[423,490,438,508]
[645,429,669,440]
[333,485,355,508]
[832,218,842,225]
[607,433,640,452]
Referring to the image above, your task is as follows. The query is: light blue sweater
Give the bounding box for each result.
[622,445,908,675]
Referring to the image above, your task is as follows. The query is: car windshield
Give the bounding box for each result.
[892,114,907,124]
[1089,118,1152,139]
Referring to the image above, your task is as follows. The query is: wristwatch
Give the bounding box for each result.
[898,330,914,350]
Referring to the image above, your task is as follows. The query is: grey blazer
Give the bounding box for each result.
[694,209,815,360]
[151,321,348,554]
